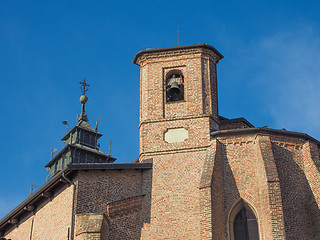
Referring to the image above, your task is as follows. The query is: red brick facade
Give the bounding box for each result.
[1,44,319,239]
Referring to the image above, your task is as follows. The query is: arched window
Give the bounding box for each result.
[165,70,184,102]
[229,200,259,240]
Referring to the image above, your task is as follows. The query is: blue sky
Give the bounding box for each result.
[1,0,320,218]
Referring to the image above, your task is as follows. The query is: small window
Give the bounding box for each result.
[74,151,80,163]
[84,133,90,145]
[229,200,259,240]
[87,154,94,163]
[54,162,58,173]
[90,136,96,146]
[80,152,86,163]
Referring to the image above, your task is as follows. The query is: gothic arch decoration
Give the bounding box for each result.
[165,69,184,102]
[229,199,260,240]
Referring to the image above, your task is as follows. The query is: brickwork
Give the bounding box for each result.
[75,213,107,240]
[257,135,285,239]
[75,169,150,239]
[271,136,317,239]
[2,167,151,240]
[218,135,274,239]
[210,142,225,240]
[199,140,223,239]
[141,150,207,239]
[205,132,320,239]
[136,46,222,158]
[4,216,34,240]
[140,117,212,155]
[6,184,73,240]
[76,170,142,214]
[106,195,143,240]
[303,141,320,238]
[140,169,152,226]
[220,121,252,130]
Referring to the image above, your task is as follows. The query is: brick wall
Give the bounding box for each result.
[141,150,208,239]
[220,121,252,130]
[75,169,151,240]
[203,132,320,240]
[217,135,275,239]
[303,141,320,238]
[76,170,143,213]
[270,135,317,239]
[106,195,143,239]
[5,184,74,240]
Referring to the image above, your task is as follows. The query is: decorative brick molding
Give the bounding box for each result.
[75,213,108,240]
[272,140,303,150]
[106,195,144,218]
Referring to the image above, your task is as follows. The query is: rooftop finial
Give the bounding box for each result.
[79,78,89,122]
[80,77,90,95]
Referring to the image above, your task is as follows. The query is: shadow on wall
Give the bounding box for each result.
[214,143,243,239]
[212,141,275,240]
[272,144,320,239]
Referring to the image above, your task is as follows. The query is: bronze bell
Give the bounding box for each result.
[167,81,181,99]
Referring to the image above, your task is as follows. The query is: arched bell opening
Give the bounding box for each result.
[228,199,260,240]
[165,70,184,102]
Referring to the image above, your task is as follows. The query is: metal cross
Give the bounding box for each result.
[80,78,90,95]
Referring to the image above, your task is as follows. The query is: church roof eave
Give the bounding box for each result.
[211,127,320,145]
[45,143,113,168]
[0,167,73,235]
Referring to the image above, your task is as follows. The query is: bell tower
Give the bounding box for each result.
[133,44,223,239]
[133,44,223,160]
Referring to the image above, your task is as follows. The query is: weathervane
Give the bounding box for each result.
[80,78,90,95]
[79,78,89,122]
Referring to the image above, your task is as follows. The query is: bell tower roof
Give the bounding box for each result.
[45,79,115,176]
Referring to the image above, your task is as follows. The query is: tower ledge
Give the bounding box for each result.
[133,44,224,65]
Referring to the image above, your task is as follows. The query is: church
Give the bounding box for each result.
[0,44,319,239]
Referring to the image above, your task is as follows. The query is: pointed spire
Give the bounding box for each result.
[78,78,90,123]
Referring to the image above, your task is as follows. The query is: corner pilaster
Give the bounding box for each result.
[256,135,286,239]
[199,140,223,239]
